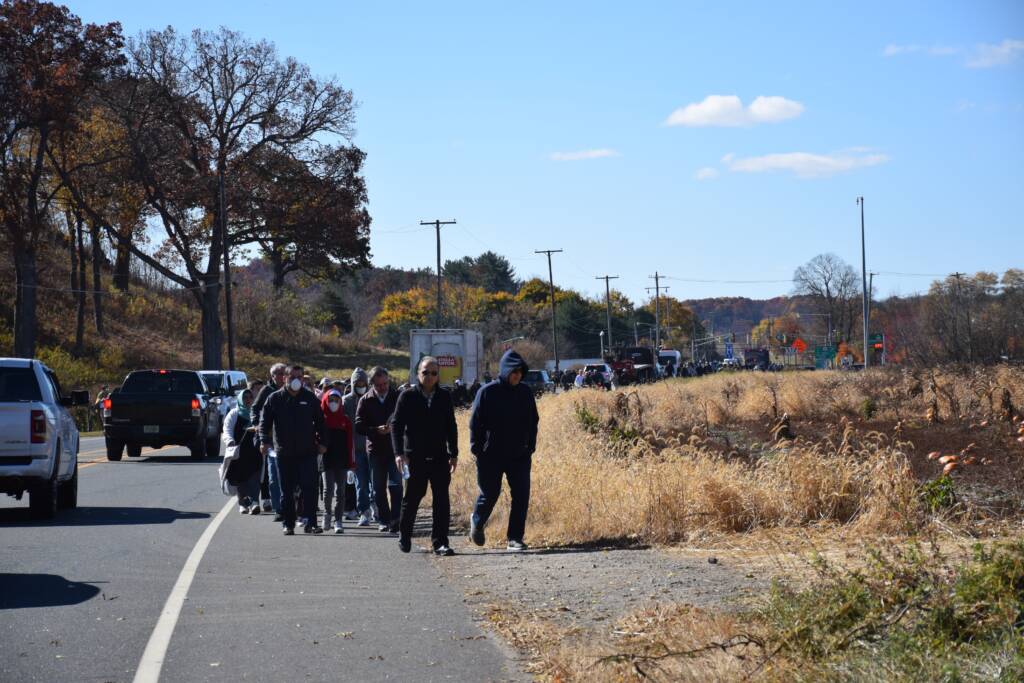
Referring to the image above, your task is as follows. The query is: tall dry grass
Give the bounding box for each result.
[450,366,1024,546]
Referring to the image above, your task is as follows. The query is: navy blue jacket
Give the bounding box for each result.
[469,350,539,459]
[258,387,326,458]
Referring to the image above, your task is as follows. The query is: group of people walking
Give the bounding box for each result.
[218,350,539,556]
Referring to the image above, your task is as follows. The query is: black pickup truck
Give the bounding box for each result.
[102,370,222,461]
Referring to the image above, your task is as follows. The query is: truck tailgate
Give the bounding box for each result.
[109,394,195,424]
[0,403,44,458]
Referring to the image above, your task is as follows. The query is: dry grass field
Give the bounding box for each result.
[446,367,1024,682]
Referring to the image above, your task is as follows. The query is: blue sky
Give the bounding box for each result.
[69,1,1023,304]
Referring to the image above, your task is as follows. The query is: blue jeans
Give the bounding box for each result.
[266,453,282,513]
[353,449,372,514]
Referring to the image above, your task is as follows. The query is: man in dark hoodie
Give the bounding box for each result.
[468,349,540,552]
[390,356,459,556]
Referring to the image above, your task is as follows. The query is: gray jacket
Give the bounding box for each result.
[343,368,369,454]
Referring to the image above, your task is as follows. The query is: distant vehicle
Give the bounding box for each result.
[102,369,222,461]
[720,358,742,369]
[521,370,555,397]
[0,358,88,519]
[198,370,249,418]
[611,346,658,384]
[409,329,485,388]
[657,349,682,376]
[583,363,613,387]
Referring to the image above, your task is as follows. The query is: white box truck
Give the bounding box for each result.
[408,329,485,387]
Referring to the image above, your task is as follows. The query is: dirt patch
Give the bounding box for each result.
[437,542,764,629]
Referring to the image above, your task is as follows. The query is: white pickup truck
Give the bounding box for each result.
[0,358,87,519]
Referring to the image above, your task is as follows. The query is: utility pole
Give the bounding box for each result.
[596,275,619,351]
[536,249,563,372]
[421,219,456,328]
[648,272,664,350]
[952,272,973,362]
[857,197,869,368]
[634,322,639,346]
[220,169,236,370]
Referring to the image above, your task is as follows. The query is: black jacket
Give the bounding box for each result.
[354,389,399,459]
[390,386,458,462]
[251,380,278,445]
[258,387,325,458]
[470,350,539,460]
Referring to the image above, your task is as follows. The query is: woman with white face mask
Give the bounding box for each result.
[319,388,355,533]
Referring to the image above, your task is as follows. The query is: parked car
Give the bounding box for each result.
[198,370,249,418]
[102,369,222,461]
[0,358,88,519]
[522,370,555,397]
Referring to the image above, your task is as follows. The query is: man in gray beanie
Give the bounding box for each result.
[343,368,373,525]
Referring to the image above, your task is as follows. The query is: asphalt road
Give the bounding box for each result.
[1,437,523,682]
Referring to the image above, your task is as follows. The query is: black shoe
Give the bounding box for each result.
[433,544,455,556]
[388,520,400,534]
[398,537,411,553]
[283,526,294,536]
[273,513,284,522]
[304,524,323,535]
[507,539,528,552]
[469,519,485,547]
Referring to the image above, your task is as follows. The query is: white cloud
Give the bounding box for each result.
[967,39,1024,68]
[664,95,804,127]
[724,150,889,179]
[548,148,620,161]
[695,167,719,181]
[883,43,920,57]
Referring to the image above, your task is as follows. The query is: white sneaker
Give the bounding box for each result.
[239,505,249,514]
[357,513,370,527]
[333,522,344,534]
[507,540,528,552]
[344,509,359,520]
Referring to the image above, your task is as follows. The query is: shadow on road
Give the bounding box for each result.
[0,573,101,609]
[0,506,211,527]
[136,455,221,464]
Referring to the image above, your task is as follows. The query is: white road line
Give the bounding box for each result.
[132,498,234,683]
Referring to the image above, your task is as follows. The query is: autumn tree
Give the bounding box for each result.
[792,253,861,343]
[0,0,123,356]
[96,26,358,369]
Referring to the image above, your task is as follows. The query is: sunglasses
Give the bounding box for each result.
[420,370,438,376]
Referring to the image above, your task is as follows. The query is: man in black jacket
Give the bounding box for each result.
[259,365,326,535]
[252,363,287,516]
[469,349,540,552]
[390,356,459,556]
[354,367,403,533]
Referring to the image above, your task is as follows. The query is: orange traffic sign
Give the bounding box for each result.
[792,338,807,353]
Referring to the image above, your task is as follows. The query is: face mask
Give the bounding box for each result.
[355,386,367,395]
[289,378,302,392]
[328,401,340,413]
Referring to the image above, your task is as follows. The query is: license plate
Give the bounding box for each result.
[143,425,159,434]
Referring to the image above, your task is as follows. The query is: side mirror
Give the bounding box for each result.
[72,390,90,406]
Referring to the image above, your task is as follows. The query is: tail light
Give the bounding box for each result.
[102,398,112,419]
[191,398,201,417]
[31,410,47,444]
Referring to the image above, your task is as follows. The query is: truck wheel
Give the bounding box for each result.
[205,434,221,459]
[127,443,142,458]
[58,461,78,509]
[30,473,59,520]
[189,438,206,459]
[106,438,124,461]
